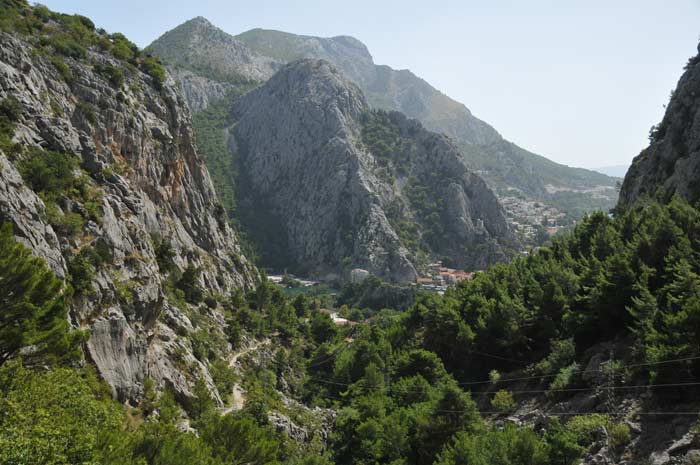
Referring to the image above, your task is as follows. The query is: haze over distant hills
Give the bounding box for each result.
[592,165,629,178]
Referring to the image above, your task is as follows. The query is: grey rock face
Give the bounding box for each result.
[235,28,501,147]
[150,20,619,231]
[229,59,514,280]
[0,30,256,402]
[619,47,700,208]
[146,17,280,111]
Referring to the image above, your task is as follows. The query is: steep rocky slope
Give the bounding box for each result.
[227,59,515,281]
[149,20,618,223]
[146,17,279,112]
[234,29,619,207]
[0,7,256,403]
[619,44,700,208]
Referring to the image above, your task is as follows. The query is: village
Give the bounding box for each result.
[499,194,566,243]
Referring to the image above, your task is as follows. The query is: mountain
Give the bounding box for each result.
[0,8,256,402]
[149,20,619,226]
[592,164,628,178]
[228,59,515,281]
[145,17,280,112]
[619,44,700,208]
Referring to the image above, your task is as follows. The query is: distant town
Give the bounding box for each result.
[499,195,567,244]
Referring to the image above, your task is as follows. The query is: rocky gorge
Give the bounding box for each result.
[0,18,255,403]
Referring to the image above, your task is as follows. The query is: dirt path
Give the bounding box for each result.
[219,339,269,415]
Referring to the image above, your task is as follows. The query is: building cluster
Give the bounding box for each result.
[415,261,475,292]
[499,195,566,241]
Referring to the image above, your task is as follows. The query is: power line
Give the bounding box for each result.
[302,355,700,392]
[435,410,700,416]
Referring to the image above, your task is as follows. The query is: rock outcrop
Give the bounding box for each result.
[228,59,514,281]
[146,17,279,112]
[0,16,256,403]
[619,44,700,208]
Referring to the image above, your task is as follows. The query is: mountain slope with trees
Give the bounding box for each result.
[0,0,256,403]
[149,20,619,227]
[227,59,516,280]
[2,3,700,465]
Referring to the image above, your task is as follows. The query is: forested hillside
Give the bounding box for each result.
[1,2,699,465]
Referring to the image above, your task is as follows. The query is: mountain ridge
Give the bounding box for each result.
[228,58,515,280]
[147,18,619,237]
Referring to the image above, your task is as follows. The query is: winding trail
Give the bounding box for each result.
[219,339,269,415]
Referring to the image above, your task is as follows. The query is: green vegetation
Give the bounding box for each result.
[17,146,102,236]
[359,110,460,263]
[0,223,85,365]
[401,196,700,392]
[192,91,244,219]
[336,275,418,313]
[360,110,412,177]
[490,389,516,413]
[0,0,167,92]
[4,195,700,465]
[0,95,22,154]
[176,264,204,305]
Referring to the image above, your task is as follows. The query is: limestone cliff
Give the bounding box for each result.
[146,17,279,112]
[619,44,700,208]
[0,9,256,403]
[228,59,515,281]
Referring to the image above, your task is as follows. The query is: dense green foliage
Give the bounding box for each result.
[0,96,21,155]
[0,223,84,365]
[336,275,418,313]
[17,147,103,236]
[0,0,166,91]
[401,196,700,388]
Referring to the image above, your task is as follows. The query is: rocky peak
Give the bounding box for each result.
[618,44,700,208]
[229,59,514,281]
[146,16,279,84]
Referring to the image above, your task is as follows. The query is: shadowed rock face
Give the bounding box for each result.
[619,44,700,208]
[228,59,515,281]
[0,28,256,402]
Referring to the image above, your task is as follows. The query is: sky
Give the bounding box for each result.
[41,0,700,170]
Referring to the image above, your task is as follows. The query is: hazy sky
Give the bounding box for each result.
[41,0,699,169]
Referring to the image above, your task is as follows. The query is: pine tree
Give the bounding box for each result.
[0,223,84,365]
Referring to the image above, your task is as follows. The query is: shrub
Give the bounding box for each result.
[0,96,21,154]
[40,33,86,59]
[566,414,610,446]
[97,63,125,88]
[50,55,73,84]
[0,96,22,122]
[175,264,203,305]
[490,390,516,413]
[154,238,175,272]
[17,148,78,198]
[566,414,630,449]
[0,363,126,465]
[140,56,166,91]
[608,422,631,449]
[210,359,236,397]
[68,252,95,294]
[545,418,585,465]
[549,362,580,393]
